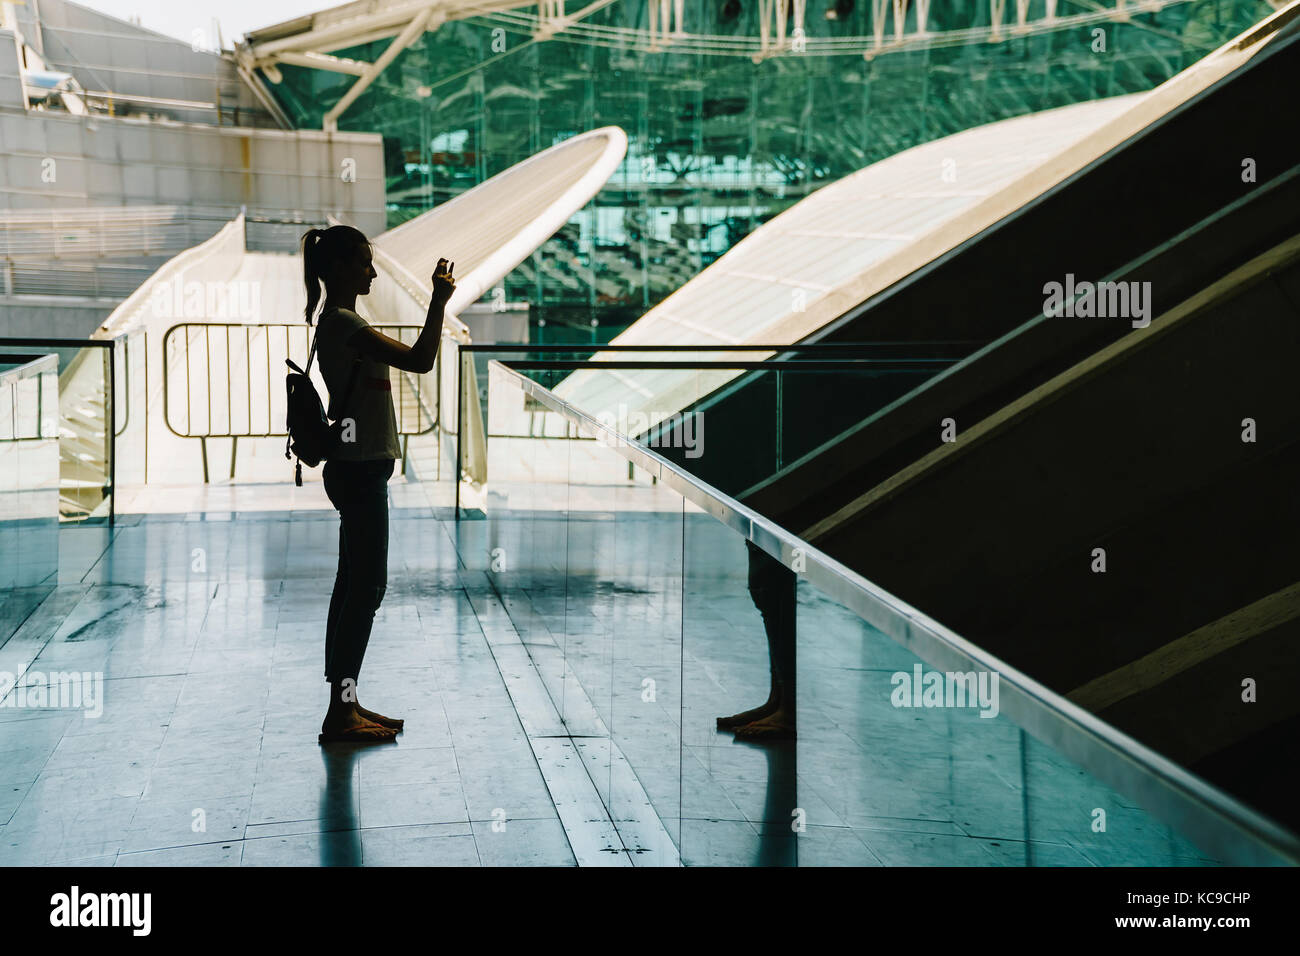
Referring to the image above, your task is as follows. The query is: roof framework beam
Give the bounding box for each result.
[646,0,685,49]
[323,5,440,131]
[272,50,371,76]
[756,0,809,56]
[241,1,617,130]
[539,1,620,39]
[247,2,444,58]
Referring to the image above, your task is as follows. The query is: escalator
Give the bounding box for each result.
[638,6,1300,829]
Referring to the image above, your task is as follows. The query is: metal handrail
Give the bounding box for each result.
[495,359,958,369]
[0,352,57,383]
[455,342,982,351]
[0,353,57,442]
[453,344,973,502]
[159,322,444,440]
[158,321,460,482]
[112,328,145,439]
[483,358,1300,866]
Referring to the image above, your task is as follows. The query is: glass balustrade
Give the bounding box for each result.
[0,352,60,590]
[440,351,1300,866]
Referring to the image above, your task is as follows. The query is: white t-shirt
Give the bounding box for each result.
[313,306,402,461]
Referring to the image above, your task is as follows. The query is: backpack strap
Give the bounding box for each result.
[304,322,321,376]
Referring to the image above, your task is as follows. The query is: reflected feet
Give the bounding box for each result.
[732,705,796,742]
[716,697,779,730]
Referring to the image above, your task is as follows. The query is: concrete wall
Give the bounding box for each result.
[0,295,114,338]
[1,0,385,229]
[459,303,528,344]
[0,30,22,110]
[0,110,386,233]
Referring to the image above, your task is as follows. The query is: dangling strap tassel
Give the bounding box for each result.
[295,461,303,487]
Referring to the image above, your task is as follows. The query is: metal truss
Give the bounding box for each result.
[495,0,1196,60]
[235,0,618,130]
[234,0,1208,129]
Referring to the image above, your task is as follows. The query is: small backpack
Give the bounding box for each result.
[284,325,360,486]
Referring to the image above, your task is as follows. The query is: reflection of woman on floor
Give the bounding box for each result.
[300,225,456,743]
[717,541,797,741]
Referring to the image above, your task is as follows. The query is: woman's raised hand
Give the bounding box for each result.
[432,258,456,303]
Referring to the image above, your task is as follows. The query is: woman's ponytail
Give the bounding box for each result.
[300,225,371,325]
[301,228,324,325]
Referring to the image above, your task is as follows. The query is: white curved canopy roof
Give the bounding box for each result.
[374,125,627,315]
[554,94,1142,422]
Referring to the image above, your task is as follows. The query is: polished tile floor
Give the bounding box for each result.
[469,504,1219,867]
[0,480,1217,866]
[0,502,579,866]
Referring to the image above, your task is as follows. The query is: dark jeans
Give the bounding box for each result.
[746,540,797,701]
[322,458,394,685]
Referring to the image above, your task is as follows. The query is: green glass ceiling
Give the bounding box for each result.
[262,0,1273,338]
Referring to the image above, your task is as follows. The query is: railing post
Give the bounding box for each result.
[143,329,149,485]
[107,342,116,524]
[36,360,44,440]
[775,368,783,473]
[455,347,464,517]
[432,343,442,482]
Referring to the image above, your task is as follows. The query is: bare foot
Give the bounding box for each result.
[320,709,397,743]
[733,706,796,741]
[717,698,779,730]
[356,702,404,731]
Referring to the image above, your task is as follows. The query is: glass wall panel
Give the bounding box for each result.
[455,359,1293,865]
[0,342,114,523]
[676,480,1219,866]
[266,1,1274,338]
[0,354,60,590]
[464,358,685,862]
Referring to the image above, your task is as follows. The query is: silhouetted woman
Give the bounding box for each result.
[301,225,455,743]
